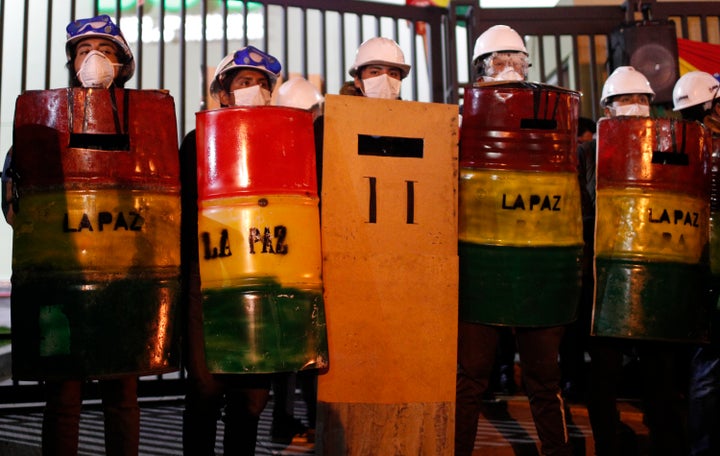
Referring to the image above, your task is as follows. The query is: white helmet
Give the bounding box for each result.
[472,25,528,62]
[600,66,655,107]
[65,15,135,84]
[348,37,411,79]
[209,46,282,99]
[275,78,324,110]
[672,71,720,111]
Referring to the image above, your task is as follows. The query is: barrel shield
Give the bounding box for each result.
[11,88,181,380]
[196,107,327,374]
[459,82,583,326]
[593,117,712,342]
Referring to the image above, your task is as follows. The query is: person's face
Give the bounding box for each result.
[604,93,650,117]
[218,69,270,106]
[353,64,403,91]
[73,37,120,74]
[488,52,527,76]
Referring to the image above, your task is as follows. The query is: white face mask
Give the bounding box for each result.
[76,50,119,88]
[611,103,650,117]
[362,74,402,100]
[483,68,525,82]
[232,85,272,107]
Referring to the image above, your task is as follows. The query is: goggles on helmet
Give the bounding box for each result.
[225,46,281,77]
[67,15,122,42]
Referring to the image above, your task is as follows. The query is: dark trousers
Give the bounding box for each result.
[42,377,139,456]
[688,343,720,456]
[182,262,271,456]
[587,338,686,456]
[455,322,572,456]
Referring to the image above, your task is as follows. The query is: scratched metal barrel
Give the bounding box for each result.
[196,106,327,373]
[708,138,720,310]
[11,88,181,380]
[459,82,583,326]
[593,117,711,342]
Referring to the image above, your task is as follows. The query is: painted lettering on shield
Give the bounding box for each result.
[358,134,424,224]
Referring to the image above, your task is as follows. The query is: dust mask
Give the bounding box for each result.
[232,85,272,107]
[76,50,119,88]
[362,74,402,100]
[489,67,525,82]
[611,103,650,117]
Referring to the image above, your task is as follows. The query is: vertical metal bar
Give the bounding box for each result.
[282,5,289,79]
[537,35,546,83]
[0,0,4,129]
[20,0,29,93]
[429,14,446,103]
[221,0,228,57]
[407,18,418,101]
[158,0,165,89]
[340,14,346,87]
[262,3,269,53]
[356,13,361,46]
[554,35,563,87]
[244,0,250,48]
[571,35,580,93]
[136,1,144,89]
[45,0,53,89]
[302,7,308,78]
[588,35,599,120]
[680,16,689,39]
[446,6,460,104]
[320,9,327,90]
[179,0,187,138]
[201,0,208,110]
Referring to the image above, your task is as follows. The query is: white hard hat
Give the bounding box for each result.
[472,25,528,62]
[210,46,282,99]
[600,66,655,107]
[672,71,720,111]
[275,78,324,110]
[348,37,411,79]
[65,15,135,84]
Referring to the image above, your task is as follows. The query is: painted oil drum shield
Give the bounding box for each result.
[459,82,583,326]
[593,117,712,342]
[196,107,327,374]
[708,137,720,310]
[11,88,181,380]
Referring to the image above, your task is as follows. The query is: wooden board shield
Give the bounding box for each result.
[317,94,459,455]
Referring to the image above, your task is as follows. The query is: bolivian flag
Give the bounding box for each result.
[678,38,720,76]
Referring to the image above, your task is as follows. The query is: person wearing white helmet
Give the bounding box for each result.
[599,65,655,117]
[673,70,720,130]
[180,46,283,455]
[673,70,720,456]
[456,25,575,456]
[578,66,655,218]
[275,77,324,119]
[579,67,687,455]
[0,14,142,456]
[270,77,325,445]
[472,24,530,82]
[345,37,411,99]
